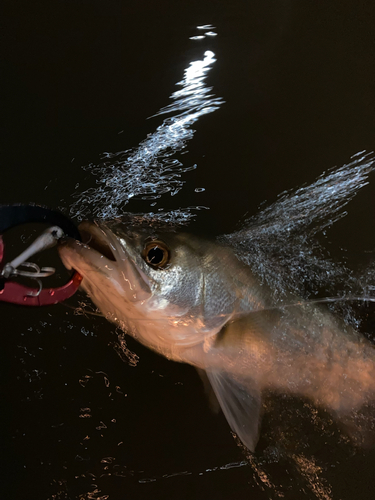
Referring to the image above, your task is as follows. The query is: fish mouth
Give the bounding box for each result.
[58,221,152,302]
[58,221,117,272]
[78,221,117,262]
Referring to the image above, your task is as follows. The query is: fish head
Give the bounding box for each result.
[58,219,247,357]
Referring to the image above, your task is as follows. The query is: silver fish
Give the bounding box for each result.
[58,219,375,452]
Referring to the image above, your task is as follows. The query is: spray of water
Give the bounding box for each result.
[220,151,375,306]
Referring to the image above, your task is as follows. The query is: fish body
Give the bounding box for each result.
[59,220,375,451]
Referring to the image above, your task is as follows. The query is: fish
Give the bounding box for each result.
[58,218,375,452]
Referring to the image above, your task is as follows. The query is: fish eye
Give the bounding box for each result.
[142,240,170,269]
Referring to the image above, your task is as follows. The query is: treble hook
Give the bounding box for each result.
[15,262,44,296]
[9,261,55,279]
[0,226,64,280]
[9,261,57,297]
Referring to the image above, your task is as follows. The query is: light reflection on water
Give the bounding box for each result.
[71,25,223,224]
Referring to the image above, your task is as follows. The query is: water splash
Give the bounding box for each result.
[220,151,375,303]
[71,36,223,222]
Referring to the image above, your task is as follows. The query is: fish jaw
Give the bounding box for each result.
[58,222,152,315]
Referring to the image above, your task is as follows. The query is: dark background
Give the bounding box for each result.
[2,1,375,499]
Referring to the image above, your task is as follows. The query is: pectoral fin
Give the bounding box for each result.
[196,368,221,413]
[206,369,262,452]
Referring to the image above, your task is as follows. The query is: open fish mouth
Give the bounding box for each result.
[78,221,117,262]
[57,224,112,281]
[58,221,120,274]
[58,220,153,305]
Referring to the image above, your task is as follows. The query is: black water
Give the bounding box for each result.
[2,1,375,499]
